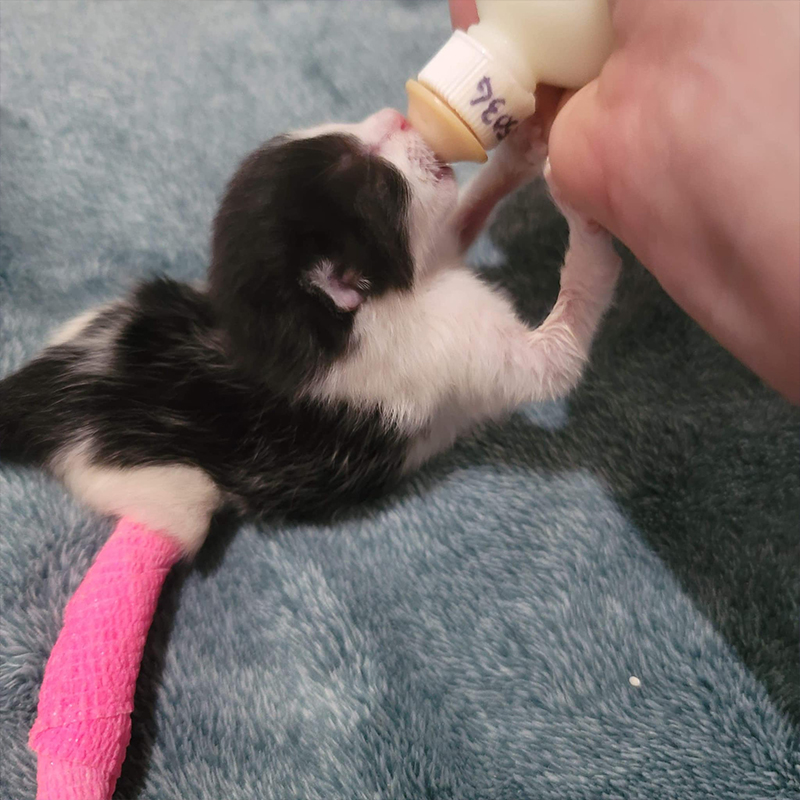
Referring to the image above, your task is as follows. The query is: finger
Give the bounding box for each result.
[449,0,479,31]
[547,79,617,232]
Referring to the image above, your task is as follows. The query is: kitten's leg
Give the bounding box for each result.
[451,116,548,253]
[30,519,188,800]
[52,442,220,556]
[405,184,619,468]
[453,158,620,409]
[500,161,620,404]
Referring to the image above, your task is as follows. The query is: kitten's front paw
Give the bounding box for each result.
[495,116,548,178]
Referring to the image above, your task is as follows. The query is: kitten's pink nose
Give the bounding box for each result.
[370,108,411,135]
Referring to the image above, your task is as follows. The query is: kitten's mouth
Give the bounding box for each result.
[373,117,455,182]
[408,125,454,182]
[412,139,454,182]
[431,159,454,181]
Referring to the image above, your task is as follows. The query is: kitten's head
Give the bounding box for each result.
[209,109,458,391]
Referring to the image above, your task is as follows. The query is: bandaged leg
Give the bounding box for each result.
[29,518,184,800]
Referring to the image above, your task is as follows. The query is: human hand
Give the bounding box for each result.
[450,0,800,403]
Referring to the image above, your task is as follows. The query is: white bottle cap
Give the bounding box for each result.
[417,30,537,152]
[406,79,488,163]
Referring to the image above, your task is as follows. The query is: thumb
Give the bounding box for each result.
[547,79,618,234]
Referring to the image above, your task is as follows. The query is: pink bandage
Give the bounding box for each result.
[29,518,184,800]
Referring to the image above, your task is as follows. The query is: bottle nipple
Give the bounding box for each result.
[405,30,537,166]
[405,79,488,164]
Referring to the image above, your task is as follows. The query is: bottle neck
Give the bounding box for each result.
[467,21,538,91]
[415,29,538,154]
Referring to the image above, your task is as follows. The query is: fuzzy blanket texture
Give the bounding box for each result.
[1,2,799,798]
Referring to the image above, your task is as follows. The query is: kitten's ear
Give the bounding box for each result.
[305,259,369,313]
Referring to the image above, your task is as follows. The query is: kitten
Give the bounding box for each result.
[0,109,620,554]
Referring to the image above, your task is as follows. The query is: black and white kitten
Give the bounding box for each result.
[0,109,620,555]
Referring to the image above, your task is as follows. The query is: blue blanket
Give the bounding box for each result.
[1,2,798,798]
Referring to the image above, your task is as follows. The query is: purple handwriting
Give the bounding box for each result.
[469,76,519,141]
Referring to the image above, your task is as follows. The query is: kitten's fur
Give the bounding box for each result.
[0,109,620,554]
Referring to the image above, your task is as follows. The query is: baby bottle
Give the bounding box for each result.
[406,0,614,163]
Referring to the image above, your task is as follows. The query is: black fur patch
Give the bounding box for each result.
[0,132,418,518]
[0,278,407,518]
[209,133,413,392]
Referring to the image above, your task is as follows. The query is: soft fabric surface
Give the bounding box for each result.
[1,2,798,798]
